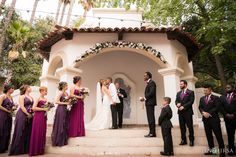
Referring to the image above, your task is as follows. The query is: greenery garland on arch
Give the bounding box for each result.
[75,41,167,63]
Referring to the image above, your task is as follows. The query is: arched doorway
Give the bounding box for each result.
[76,48,166,125]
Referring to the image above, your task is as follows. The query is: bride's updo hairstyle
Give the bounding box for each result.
[73,76,81,84]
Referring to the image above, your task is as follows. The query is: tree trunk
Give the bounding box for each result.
[55,0,62,24]
[29,0,40,24]
[59,3,67,25]
[0,0,17,56]
[0,0,7,17]
[1,0,7,5]
[214,54,227,88]
[83,9,87,19]
[65,0,75,26]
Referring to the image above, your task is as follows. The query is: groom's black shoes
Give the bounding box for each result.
[179,140,187,145]
[160,151,174,156]
[144,133,156,138]
[111,126,118,129]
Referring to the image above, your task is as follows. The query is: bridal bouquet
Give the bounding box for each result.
[80,87,90,96]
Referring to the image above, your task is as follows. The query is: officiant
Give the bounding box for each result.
[115,82,127,128]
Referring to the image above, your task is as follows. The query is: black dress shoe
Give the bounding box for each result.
[204,151,213,155]
[179,140,187,145]
[160,151,173,156]
[220,153,225,157]
[144,134,156,138]
[189,141,194,146]
[228,152,236,156]
[110,127,118,129]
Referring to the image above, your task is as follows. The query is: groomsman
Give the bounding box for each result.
[175,80,195,146]
[220,84,236,156]
[199,84,225,157]
[140,71,157,137]
[115,83,127,128]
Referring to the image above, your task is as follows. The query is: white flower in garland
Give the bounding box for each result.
[75,41,167,63]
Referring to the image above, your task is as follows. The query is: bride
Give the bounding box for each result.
[86,79,115,130]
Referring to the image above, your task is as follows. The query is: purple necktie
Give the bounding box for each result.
[181,91,185,99]
[205,96,209,104]
[227,94,231,104]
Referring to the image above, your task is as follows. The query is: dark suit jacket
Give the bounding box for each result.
[198,94,220,121]
[145,80,157,106]
[175,89,195,114]
[158,105,173,128]
[220,92,236,121]
[117,88,127,106]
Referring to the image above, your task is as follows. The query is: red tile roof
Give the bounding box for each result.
[38,25,200,61]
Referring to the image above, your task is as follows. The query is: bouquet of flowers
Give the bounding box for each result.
[41,101,55,109]
[26,105,34,118]
[61,96,74,111]
[6,102,18,117]
[62,96,71,103]
[70,97,77,105]
[80,87,90,96]
[26,106,33,114]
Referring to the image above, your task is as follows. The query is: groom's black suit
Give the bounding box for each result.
[117,88,127,128]
[145,79,157,135]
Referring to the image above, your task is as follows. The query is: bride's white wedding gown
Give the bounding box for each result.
[85,85,112,130]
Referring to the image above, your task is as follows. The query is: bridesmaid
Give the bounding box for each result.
[0,84,15,153]
[9,85,33,155]
[68,76,85,137]
[51,82,70,146]
[29,86,49,156]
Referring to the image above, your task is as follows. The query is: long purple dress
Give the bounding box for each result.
[29,100,47,156]
[9,97,33,155]
[51,94,69,146]
[68,89,85,137]
[0,97,13,153]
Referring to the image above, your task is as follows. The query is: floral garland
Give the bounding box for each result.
[75,41,167,63]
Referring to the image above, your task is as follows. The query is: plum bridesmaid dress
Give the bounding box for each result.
[51,94,69,146]
[68,89,85,137]
[9,97,33,155]
[29,100,47,156]
[0,97,13,153]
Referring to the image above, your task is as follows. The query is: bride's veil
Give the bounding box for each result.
[96,82,103,114]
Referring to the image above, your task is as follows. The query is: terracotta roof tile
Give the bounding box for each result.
[37,25,200,61]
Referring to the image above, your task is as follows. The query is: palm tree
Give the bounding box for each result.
[59,0,70,25]
[65,0,75,26]
[55,0,62,24]
[29,0,40,24]
[0,0,17,56]
[80,0,94,19]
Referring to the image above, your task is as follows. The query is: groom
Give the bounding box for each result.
[140,71,157,137]
[107,77,120,129]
